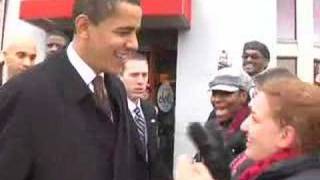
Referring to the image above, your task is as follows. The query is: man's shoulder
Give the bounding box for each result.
[3,63,46,89]
[106,74,124,88]
[105,74,127,98]
[141,100,157,116]
[141,100,155,108]
[1,53,68,96]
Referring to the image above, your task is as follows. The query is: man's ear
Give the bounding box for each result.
[74,14,91,39]
[263,60,269,70]
[278,125,297,149]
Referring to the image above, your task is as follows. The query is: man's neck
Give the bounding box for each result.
[130,97,140,105]
[127,97,141,112]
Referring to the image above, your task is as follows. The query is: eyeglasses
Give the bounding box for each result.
[242,53,264,60]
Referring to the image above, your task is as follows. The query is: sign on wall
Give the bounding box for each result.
[157,83,174,113]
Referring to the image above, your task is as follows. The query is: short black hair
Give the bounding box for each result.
[73,0,140,25]
[120,51,148,75]
[47,30,70,43]
[242,40,270,61]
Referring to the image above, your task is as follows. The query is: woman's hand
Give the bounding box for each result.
[176,155,214,180]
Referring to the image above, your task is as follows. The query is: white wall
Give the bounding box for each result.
[174,0,277,168]
[296,0,314,82]
[3,0,46,63]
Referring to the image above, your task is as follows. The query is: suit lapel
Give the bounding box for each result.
[128,111,147,159]
[141,101,158,161]
[104,74,123,123]
[46,51,92,104]
[45,51,105,125]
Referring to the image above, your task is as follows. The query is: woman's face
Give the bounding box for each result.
[241,92,284,161]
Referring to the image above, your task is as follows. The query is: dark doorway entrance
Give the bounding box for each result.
[139,29,177,175]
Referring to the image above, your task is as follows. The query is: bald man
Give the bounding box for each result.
[0,36,37,85]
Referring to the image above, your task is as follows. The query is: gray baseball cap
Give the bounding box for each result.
[209,67,251,92]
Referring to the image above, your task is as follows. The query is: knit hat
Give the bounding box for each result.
[242,41,270,60]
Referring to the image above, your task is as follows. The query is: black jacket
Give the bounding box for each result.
[257,154,320,180]
[205,108,248,158]
[128,100,171,180]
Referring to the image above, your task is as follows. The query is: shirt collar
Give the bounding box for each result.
[66,42,97,88]
[128,98,141,113]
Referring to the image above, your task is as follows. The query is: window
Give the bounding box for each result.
[0,0,7,50]
[277,0,296,41]
[314,0,320,43]
[277,57,297,75]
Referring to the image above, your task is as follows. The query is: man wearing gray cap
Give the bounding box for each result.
[205,67,250,158]
[242,40,270,77]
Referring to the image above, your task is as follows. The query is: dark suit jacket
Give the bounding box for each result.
[128,100,173,180]
[0,51,140,180]
[128,100,171,180]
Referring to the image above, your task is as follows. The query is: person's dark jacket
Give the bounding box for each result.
[205,105,250,158]
[257,154,320,180]
[128,100,172,180]
[188,106,249,180]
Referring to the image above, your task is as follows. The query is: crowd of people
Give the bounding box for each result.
[176,40,320,180]
[177,68,320,180]
[0,0,319,180]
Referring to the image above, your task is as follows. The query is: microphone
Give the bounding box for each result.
[187,122,231,180]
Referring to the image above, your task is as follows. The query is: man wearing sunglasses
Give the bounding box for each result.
[242,40,270,77]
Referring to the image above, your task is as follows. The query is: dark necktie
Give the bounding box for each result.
[92,75,113,122]
[133,106,148,160]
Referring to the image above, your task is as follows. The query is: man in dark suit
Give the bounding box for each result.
[120,52,171,180]
[0,0,142,180]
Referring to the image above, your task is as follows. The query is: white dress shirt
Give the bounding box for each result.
[127,98,146,120]
[66,42,102,92]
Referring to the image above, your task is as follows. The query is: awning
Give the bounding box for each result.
[19,0,191,31]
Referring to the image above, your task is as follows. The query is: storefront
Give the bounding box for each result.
[3,0,319,172]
